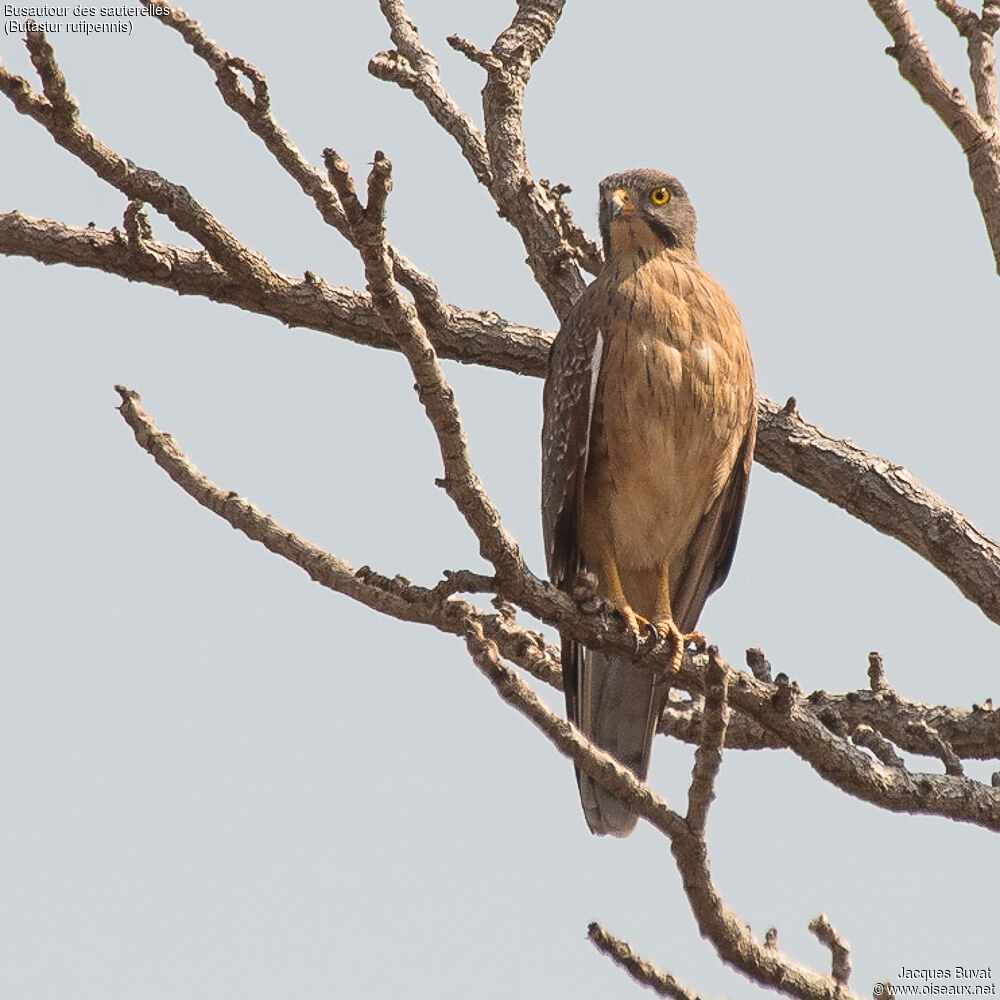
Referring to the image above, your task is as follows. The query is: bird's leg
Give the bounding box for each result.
[599,548,646,650]
[649,563,704,673]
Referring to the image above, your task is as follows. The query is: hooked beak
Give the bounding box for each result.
[607,188,633,220]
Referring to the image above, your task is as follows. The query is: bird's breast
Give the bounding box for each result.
[585,257,753,571]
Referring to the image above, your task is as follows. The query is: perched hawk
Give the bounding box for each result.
[541,169,756,836]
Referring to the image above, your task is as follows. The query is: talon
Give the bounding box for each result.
[639,618,659,644]
[648,618,688,673]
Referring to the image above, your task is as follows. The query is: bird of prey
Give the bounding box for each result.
[541,169,756,836]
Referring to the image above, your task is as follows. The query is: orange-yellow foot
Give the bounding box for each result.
[645,620,705,673]
[614,607,702,669]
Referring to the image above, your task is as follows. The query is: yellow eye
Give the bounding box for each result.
[649,186,670,206]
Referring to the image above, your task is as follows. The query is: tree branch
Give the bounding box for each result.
[136,0,456,331]
[323,149,529,586]
[373,0,599,317]
[867,0,1000,274]
[369,0,493,187]
[587,923,709,1000]
[109,372,1000,837]
[0,28,277,287]
[112,385,560,687]
[0,212,548,375]
[720,666,1000,831]
[686,647,730,835]
[463,626,861,1000]
[755,397,1000,627]
[662,679,1000,762]
[111,380,984,998]
[808,915,852,988]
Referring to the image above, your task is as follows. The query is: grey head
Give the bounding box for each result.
[597,168,698,260]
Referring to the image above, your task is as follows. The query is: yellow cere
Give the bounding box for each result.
[649,186,670,206]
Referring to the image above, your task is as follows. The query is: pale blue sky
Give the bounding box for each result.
[2,3,999,997]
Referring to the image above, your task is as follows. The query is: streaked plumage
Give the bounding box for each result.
[541,169,756,836]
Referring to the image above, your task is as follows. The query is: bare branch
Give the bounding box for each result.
[867,0,1000,274]
[370,0,493,187]
[464,629,862,1000]
[136,0,349,239]
[911,720,965,775]
[755,397,1000,628]
[852,724,906,767]
[136,1,455,332]
[323,149,528,585]
[113,383,981,996]
[107,380,1000,836]
[936,0,1000,124]
[587,923,709,1000]
[7,220,1000,633]
[807,914,852,988]
[0,212,547,376]
[372,0,597,317]
[663,679,1000,763]
[112,385,559,686]
[463,621,689,840]
[869,0,986,148]
[719,667,1000,830]
[6,11,1000,622]
[686,647,730,835]
[0,29,277,286]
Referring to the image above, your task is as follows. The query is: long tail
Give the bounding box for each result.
[570,646,670,836]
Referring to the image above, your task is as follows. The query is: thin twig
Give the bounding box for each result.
[867,0,1000,274]
[112,385,561,687]
[373,0,595,317]
[807,914,852,987]
[0,29,277,287]
[322,150,527,586]
[587,924,709,1000]
[370,0,493,186]
[137,0,454,331]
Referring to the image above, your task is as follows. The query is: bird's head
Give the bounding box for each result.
[598,169,697,262]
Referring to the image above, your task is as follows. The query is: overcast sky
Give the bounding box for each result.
[3,2,999,998]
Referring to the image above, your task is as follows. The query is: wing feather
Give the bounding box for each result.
[671,404,757,633]
[541,295,602,588]
[541,295,603,728]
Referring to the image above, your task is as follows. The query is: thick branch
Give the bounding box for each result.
[0,212,547,376]
[755,397,1000,627]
